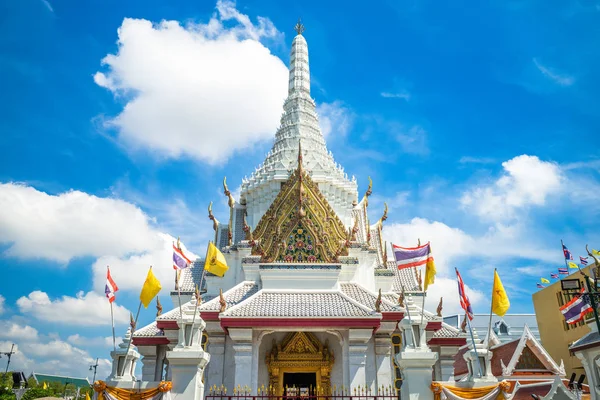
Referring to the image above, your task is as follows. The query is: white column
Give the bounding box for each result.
[137,346,157,382]
[167,297,211,400]
[206,335,225,390]
[394,295,438,400]
[107,327,140,383]
[375,336,393,390]
[229,328,254,391]
[348,329,372,390]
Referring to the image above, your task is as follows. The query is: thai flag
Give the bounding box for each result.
[537,283,546,289]
[173,244,192,269]
[560,288,593,325]
[558,268,569,275]
[455,268,473,320]
[563,244,574,260]
[551,273,559,279]
[580,256,589,266]
[105,268,119,303]
[393,242,433,269]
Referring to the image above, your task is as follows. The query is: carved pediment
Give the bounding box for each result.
[251,144,348,263]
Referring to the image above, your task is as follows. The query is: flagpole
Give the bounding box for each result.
[110,302,116,352]
[189,243,210,346]
[119,299,142,377]
[419,240,427,327]
[175,239,186,347]
[108,266,117,352]
[485,268,496,349]
[456,267,484,378]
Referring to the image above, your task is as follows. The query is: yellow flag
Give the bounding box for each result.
[593,249,600,257]
[424,258,436,290]
[204,242,229,277]
[569,261,579,269]
[492,270,510,317]
[140,267,162,308]
[86,393,91,400]
[43,382,47,390]
[541,278,550,284]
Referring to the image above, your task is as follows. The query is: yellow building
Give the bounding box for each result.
[532,265,594,380]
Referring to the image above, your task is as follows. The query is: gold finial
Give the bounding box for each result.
[176,237,181,250]
[460,313,467,333]
[365,176,373,198]
[436,297,443,317]
[375,288,382,313]
[379,202,388,225]
[223,177,235,209]
[294,18,305,35]
[195,284,202,304]
[243,211,254,242]
[219,288,227,313]
[416,268,423,291]
[156,297,163,317]
[208,202,219,231]
[398,292,404,308]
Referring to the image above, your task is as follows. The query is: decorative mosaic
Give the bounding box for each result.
[259,264,341,270]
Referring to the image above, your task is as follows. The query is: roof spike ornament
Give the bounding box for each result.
[223,177,235,246]
[294,18,305,35]
[436,297,443,317]
[219,288,227,313]
[379,202,388,226]
[375,289,382,313]
[363,176,373,207]
[156,297,163,317]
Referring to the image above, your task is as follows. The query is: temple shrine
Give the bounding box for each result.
[96,21,587,400]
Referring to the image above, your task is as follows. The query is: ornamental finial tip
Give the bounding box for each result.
[294,18,305,35]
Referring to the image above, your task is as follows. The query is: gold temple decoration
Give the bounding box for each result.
[266,332,334,395]
[398,292,405,308]
[436,297,443,317]
[363,176,373,207]
[223,177,235,247]
[156,297,163,317]
[379,202,388,225]
[219,289,227,313]
[208,202,219,243]
[243,211,254,242]
[251,143,348,263]
[460,313,467,333]
[375,289,382,313]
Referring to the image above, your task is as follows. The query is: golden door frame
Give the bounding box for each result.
[265,332,334,395]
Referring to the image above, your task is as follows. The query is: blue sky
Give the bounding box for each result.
[1,0,600,377]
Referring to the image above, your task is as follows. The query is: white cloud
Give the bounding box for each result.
[68,334,112,348]
[92,232,198,294]
[0,295,5,315]
[394,125,429,155]
[380,91,410,101]
[317,101,354,138]
[0,183,161,263]
[40,0,53,12]
[94,1,288,164]
[533,58,575,86]
[422,277,486,316]
[460,155,563,221]
[17,291,130,326]
[459,156,495,165]
[0,321,39,341]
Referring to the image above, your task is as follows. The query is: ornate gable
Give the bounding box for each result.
[250,144,348,263]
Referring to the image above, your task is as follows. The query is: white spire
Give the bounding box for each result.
[241,21,358,228]
[288,19,310,96]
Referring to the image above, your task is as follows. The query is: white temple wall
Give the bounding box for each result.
[352,254,377,293]
[222,335,237,390]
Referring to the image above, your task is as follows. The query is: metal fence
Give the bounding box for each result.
[206,385,400,400]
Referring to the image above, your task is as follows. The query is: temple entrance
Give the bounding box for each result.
[283,373,317,397]
[266,332,334,395]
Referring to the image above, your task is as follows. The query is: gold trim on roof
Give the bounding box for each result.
[251,143,348,263]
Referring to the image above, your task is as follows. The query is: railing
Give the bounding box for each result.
[206,385,400,400]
